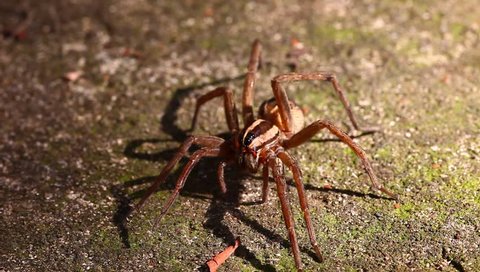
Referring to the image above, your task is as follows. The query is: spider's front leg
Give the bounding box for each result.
[283,120,397,199]
[271,72,379,135]
[242,39,262,127]
[190,87,239,133]
[191,40,262,132]
[277,151,324,263]
[269,157,303,270]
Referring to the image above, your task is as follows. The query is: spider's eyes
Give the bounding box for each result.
[243,132,255,147]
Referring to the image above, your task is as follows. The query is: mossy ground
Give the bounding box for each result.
[1,0,479,271]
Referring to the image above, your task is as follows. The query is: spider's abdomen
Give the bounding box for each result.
[242,119,280,150]
[258,97,305,135]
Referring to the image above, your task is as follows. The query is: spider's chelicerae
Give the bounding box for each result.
[135,40,397,270]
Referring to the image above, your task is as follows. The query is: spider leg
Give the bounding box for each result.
[261,163,269,203]
[135,135,225,211]
[190,87,239,133]
[242,39,262,127]
[152,147,222,226]
[270,157,303,270]
[277,150,323,262]
[271,72,374,134]
[283,120,397,199]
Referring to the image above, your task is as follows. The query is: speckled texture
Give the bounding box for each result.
[1,0,479,271]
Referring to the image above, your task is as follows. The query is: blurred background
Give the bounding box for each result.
[1,0,479,271]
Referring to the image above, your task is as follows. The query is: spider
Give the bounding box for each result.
[135,40,397,271]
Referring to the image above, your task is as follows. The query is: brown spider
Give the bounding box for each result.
[135,40,397,270]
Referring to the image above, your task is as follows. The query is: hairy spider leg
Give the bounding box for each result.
[135,136,225,211]
[190,39,261,132]
[152,147,222,227]
[191,87,239,132]
[242,39,262,127]
[277,150,324,262]
[283,120,397,199]
[269,157,303,270]
[271,72,375,134]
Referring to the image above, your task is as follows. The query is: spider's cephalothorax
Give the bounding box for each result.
[135,40,397,271]
[238,119,280,173]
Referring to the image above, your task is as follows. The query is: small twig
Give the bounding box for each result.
[206,238,240,272]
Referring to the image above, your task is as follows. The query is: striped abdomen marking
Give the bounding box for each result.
[242,119,280,150]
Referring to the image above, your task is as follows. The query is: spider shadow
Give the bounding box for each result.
[112,141,214,251]
[288,180,393,200]
[111,138,181,250]
[160,74,245,142]
[118,141,279,270]
[111,74,244,250]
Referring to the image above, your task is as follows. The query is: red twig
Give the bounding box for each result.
[206,238,240,272]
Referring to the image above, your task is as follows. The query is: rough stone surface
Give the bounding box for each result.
[1,1,479,271]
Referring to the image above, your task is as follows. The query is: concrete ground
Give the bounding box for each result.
[1,0,479,271]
